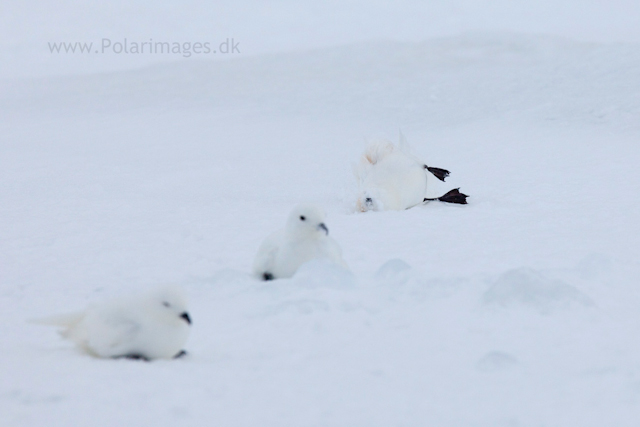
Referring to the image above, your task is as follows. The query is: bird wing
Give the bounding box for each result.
[252,230,283,278]
[398,130,411,153]
[83,306,141,357]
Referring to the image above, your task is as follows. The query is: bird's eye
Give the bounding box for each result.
[300,215,306,221]
[162,301,170,307]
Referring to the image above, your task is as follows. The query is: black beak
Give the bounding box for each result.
[318,223,328,235]
[180,312,192,325]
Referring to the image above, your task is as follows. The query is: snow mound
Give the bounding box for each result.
[476,351,519,373]
[373,259,464,303]
[290,259,356,290]
[375,258,412,285]
[483,268,594,313]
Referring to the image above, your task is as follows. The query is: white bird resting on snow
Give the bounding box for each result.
[33,286,192,361]
[253,204,348,280]
[355,133,468,212]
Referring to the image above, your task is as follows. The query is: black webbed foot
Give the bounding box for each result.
[115,354,151,362]
[424,165,450,182]
[424,188,469,205]
[262,272,274,281]
[174,350,188,359]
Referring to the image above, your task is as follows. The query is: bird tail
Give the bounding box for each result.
[29,312,85,328]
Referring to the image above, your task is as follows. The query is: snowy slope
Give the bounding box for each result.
[3,0,640,79]
[2,33,640,426]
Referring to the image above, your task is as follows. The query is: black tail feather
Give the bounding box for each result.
[424,165,450,182]
[424,188,469,205]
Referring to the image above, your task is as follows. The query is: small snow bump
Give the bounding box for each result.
[476,351,518,372]
[483,268,594,313]
[291,259,356,290]
[375,258,412,284]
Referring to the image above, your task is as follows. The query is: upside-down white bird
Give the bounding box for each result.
[34,286,192,361]
[355,133,468,212]
[253,204,348,280]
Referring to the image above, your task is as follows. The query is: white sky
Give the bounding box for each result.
[2,0,640,78]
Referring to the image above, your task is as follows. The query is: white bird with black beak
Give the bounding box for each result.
[253,204,348,280]
[34,286,192,361]
[355,132,468,212]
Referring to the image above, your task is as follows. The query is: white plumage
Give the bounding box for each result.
[253,204,348,280]
[35,286,192,360]
[355,135,429,212]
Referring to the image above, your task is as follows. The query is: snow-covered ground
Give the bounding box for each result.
[2,3,640,426]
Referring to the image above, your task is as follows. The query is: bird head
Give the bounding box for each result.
[356,193,379,212]
[286,204,329,239]
[149,286,192,325]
